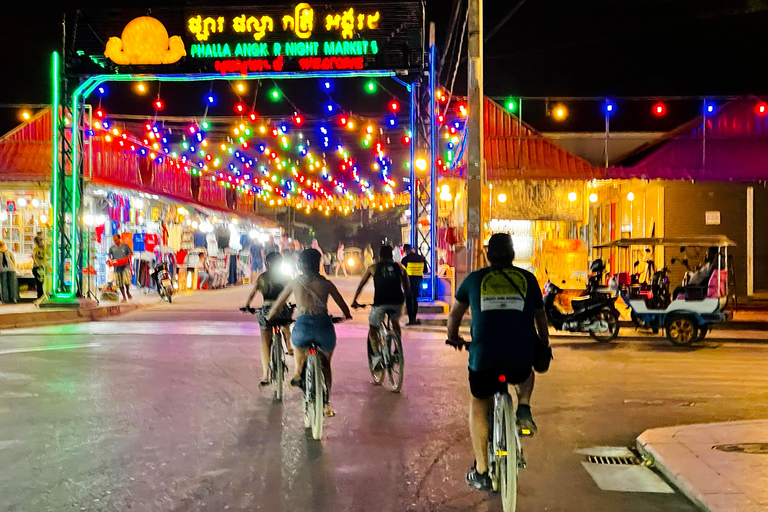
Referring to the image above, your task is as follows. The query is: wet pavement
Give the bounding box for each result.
[2,280,768,511]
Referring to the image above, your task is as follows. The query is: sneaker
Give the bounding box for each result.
[516,404,538,437]
[466,464,492,491]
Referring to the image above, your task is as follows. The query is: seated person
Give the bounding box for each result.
[673,247,718,299]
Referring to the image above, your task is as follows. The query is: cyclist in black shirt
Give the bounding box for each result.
[351,245,411,368]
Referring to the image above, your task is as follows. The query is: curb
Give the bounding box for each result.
[0,302,143,331]
[636,435,710,512]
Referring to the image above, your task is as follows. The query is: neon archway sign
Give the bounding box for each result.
[49,3,425,301]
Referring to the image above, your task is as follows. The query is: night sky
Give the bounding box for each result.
[2,0,768,134]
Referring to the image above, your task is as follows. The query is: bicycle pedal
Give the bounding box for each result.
[494,450,508,457]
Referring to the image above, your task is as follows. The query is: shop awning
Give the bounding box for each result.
[595,236,736,248]
[610,99,768,181]
[0,108,51,185]
[0,109,276,227]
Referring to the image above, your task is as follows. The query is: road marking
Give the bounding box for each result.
[0,343,102,356]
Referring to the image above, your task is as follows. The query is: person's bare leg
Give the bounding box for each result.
[343,264,348,277]
[119,287,127,302]
[281,325,293,355]
[125,282,132,300]
[514,372,535,406]
[259,328,272,383]
[335,262,340,278]
[369,324,381,354]
[470,396,493,474]
[292,348,309,384]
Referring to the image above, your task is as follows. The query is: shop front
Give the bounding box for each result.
[80,184,279,302]
[439,98,603,294]
[603,99,768,301]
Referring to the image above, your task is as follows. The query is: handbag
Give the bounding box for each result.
[494,269,553,373]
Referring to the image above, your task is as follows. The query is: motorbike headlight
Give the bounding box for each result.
[281,262,293,275]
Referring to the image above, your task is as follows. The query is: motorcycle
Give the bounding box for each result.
[543,276,621,343]
[151,261,174,303]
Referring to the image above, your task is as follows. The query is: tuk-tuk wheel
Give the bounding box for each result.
[665,315,699,346]
[693,325,709,342]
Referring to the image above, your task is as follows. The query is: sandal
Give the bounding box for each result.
[323,405,335,418]
[290,376,302,387]
[258,380,270,389]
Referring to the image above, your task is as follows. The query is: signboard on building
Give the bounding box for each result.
[705,210,721,225]
[6,201,15,213]
[65,3,424,76]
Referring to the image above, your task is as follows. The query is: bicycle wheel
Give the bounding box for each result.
[272,330,284,401]
[387,333,405,392]
[499,396,519,512]
[309,354,324,440]
[367,338,385,385]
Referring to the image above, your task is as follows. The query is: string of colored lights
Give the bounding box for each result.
[88,80,413,215]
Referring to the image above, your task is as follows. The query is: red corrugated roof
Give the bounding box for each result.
[611,99,768,181]
[446,98,602,180]
[0,109,52,183]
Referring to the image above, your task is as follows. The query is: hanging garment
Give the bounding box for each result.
[133,232,146,252]
[121,232,134,251]
[95,224,105,243]
[193,231,207,249]
[228,254,237,285]
[145,234,159,252]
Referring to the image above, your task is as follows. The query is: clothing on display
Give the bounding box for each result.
[193,231,207,249]
[120,232,134,251]
[145,234,159,252]
[132,232,146,252]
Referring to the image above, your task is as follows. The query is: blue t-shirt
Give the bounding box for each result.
[132,233,146,252]
[455,265,543,372]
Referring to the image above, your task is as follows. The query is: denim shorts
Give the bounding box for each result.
[291,314,336,354]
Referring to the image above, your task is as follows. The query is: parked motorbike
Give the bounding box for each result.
[543,276,621,343]
[151,261,174,303]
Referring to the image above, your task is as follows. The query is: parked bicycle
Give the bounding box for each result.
[353,304,405,392]
[241,304,295,401]
[447,338,528,512]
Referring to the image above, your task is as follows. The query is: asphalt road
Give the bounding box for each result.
[2,278,768,512]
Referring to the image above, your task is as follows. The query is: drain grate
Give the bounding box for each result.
[587,455,642,465]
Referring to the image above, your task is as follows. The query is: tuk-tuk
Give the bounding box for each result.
[595,236,735,346]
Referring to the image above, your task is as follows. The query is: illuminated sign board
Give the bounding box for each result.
[65,3,424,76]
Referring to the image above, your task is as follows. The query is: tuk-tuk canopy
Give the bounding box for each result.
[595,236,736,249]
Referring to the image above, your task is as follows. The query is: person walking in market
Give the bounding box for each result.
[335,242,348,278]
[108,234,133,303]
[363,244,374,274]
[31,234,46,299]
[401,244,428,325]
[0,241,20,304]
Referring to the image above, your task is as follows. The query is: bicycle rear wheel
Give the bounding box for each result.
[387,334,404,392]
[308,354,324,440]
[272,330,284,401]
[499,395,519,512]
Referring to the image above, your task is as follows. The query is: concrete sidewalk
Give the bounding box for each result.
[637,420,768,512]
[0,293,162,331]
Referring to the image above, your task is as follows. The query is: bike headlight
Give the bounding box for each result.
[281,262,293,275]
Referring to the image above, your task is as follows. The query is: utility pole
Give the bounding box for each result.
[466,0,484,271]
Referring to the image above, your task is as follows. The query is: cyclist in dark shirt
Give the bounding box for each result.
[447,233,550,491]
[242,251,293,386]
[351,245,411,369]
[401,244,428,325]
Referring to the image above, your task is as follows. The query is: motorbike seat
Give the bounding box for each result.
[571,296,597,311]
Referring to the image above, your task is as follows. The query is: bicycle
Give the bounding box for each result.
[446,339,528,512]
[354,304,405,392]
[241,304,294,401]
[301,316,344,440]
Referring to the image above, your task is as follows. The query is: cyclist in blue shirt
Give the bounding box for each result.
[447,233,550,491]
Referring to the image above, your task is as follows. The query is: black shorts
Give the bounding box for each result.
[468,367,533,399]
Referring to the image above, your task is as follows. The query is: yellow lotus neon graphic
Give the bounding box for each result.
[105,16,186,65]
